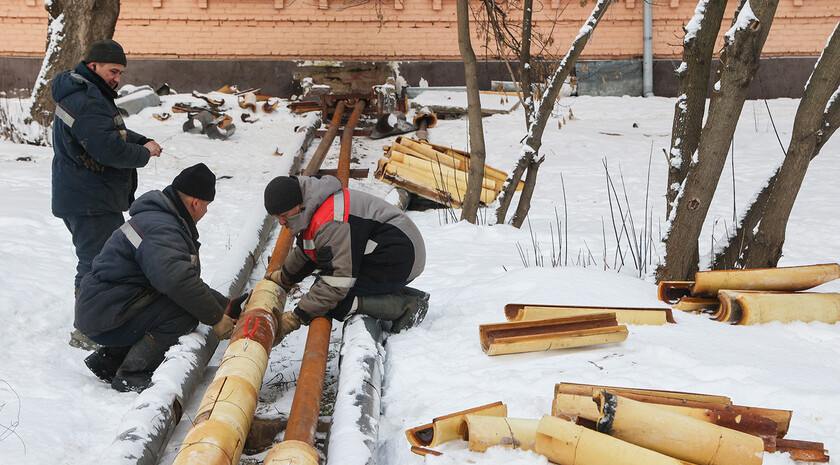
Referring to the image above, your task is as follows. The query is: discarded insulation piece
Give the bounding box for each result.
[716,291,840,325]
[464,415,538,452]
[554,383,792,439]
[594,391,765,465]
[504,303,675,325]
[405,401,507,454]
[239,92,257,112]
[479,314,628,356]
[534,415,687,465]
[553,392,778,443]
[672,296,719,312]
[773,439,830,463]
[658,263,840,303]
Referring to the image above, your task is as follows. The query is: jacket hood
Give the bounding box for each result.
[51,62,117,102]
[129,190,195,237]
[286,175,343,233]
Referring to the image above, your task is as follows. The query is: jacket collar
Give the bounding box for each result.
[163,185,201,250]
[74,62,118,101]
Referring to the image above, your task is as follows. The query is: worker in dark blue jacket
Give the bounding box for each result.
[51,39,163,349]
[76,164,240,393]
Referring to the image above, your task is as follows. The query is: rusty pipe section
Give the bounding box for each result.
[307,100,347,175]
[172,279,285,465]
[265,99,360,464]
[337,100,366,182]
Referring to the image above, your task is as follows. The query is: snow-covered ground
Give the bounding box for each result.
[1,93,838,465]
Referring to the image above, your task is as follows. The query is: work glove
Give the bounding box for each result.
[225,291,250,319]
[273,310,302,346]
[268,270,294,292]
[213,314,236,340]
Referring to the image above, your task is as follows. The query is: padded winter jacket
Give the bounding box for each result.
[75,187,226,336]
[280,176,426,322]
[51,62,151,217]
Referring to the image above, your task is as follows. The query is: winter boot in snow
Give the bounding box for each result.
[84,346,131,384]
[111,333,170,393]
[356,287,430,333]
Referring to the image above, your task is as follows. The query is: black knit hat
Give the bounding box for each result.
[84,39,127,66]
[173,163,216,201]
[264,176,303,215]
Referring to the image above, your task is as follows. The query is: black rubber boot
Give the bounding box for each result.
[111,334,170,393]
[84,346,131,384]
[356,287,430,333]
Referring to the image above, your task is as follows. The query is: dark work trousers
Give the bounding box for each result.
[62,213,124,289]
[89,295,198,348]
[328,276,411,321]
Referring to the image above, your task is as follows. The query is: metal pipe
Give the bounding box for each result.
[307,100,347,174]
[643,0,654,97]
[265,99,361,465]
[337,100,366,182]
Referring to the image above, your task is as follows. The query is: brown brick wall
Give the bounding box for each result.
[0,0,837,60]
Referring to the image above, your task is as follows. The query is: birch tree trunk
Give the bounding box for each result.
[497,0,614,226]
[712,22,840,269]
[666,0,728,218]
[29,0,120,127]
[457,0,488,224]
[657,0,780,281]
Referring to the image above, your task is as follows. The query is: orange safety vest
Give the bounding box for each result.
[301,188,350,261]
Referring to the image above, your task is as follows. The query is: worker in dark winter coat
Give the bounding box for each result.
[51,39,162,349]
[76,164,240,393]
[263,175,428,342]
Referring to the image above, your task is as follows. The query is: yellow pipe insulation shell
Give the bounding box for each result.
[692,263,840,297]
[465,415,538,452]
[216,338,270,392]
[735,291,840,325]
[534,415,689,465]
[173,419,244,465]
[595,392,764,465]
[264,439,320,465]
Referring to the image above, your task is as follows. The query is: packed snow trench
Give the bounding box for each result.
[1,94,839,465]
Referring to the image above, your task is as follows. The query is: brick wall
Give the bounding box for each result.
[0,0,836,60]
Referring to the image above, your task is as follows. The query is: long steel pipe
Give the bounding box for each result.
[265,99,363,464]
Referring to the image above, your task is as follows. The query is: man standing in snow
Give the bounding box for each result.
[263,175,429,341]
[75,164,240,393]
[50,39,162,349]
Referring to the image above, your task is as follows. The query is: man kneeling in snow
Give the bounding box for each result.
[75,163,240,392]
[263,175,429,342]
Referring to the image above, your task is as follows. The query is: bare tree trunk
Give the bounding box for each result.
[29,0,120,127]
[520,0,534,129]
[666,0,728,217]
[457,0,488,224]
[497,0,613,226]
[713,23,840,269]
[657,0,779,281]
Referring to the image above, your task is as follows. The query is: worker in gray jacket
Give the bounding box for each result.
[76,164,240,392]
[264,175,428,341]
